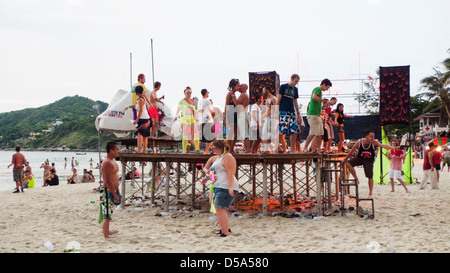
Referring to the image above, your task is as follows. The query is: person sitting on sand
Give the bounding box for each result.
[88,170,96,182]
[67,168,80,184]
[23,170,36,189]
[81,169,91,183]
[46,169,59,186]
[40,161,52,187]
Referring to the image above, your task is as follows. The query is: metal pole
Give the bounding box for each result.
[151,38,155,86]
[130,52,132,90]
[165,161,170,212]
[121,161,126,206]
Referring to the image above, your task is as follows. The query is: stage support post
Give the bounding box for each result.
[262,163,268,216]
[165,161,171,212]
[121,161,126,206]
[315,158,322,216]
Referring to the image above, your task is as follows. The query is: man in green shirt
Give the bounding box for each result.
[303,79,332,153]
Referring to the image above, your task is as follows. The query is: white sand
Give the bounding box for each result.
[0,159,449,253]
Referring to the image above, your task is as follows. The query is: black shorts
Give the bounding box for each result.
[136,119,151,137]
[201,123,214,143]
[349,157,374,178]
[323,127,329,142]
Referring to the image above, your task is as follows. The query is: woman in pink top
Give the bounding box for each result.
[387,140,409,193]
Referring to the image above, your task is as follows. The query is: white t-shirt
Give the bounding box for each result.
[199,98,213,124]
[250,104,261,128]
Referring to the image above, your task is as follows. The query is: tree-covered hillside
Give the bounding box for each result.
[0,95,112,149]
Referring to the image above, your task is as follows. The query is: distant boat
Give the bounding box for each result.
[76,152,86,155]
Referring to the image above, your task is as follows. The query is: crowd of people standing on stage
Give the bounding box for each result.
[125,73,357,155]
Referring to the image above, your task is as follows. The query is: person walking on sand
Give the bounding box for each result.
[200,140,239,237]
[277,74,301,153]
[343,129,396,197]
[419,142,439,190]
[100,141,121,239]
[433,145,442,183]
[8,146,27,193]
[442,146,450,172]
[387,140,409,193]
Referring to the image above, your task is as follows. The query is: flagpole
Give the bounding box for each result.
[380,126,383,184]
[151,38,155,87]
[130,52,133,90]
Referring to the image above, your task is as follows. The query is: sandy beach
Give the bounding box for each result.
[0,158,448,254]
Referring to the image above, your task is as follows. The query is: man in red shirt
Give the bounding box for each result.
[8,146,27,193]
[420,142,439,190]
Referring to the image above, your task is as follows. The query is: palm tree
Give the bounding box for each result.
[420,49,450,121]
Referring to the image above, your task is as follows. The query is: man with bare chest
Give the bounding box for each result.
[100,141,120,239]
[148,81,164,138]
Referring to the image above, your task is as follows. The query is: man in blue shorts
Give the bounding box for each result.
[277,74,301,153]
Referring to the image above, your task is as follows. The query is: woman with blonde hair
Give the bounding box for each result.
[174,87,201,153]
[201,140,239,237]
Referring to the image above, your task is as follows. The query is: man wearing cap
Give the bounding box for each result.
[199,89,215,153]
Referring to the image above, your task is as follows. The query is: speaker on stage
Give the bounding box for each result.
[248,71,280,105]
[379,66,410,126]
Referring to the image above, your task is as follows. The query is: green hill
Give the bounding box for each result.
[0,95,113,150]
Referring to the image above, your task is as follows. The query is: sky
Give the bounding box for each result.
[0,0,449,115]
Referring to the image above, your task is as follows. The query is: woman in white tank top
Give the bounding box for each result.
[201,140,239,237]
[133,86,151,153]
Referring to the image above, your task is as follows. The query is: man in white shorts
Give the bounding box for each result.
[304,79,332,153]
[387,140,409,193]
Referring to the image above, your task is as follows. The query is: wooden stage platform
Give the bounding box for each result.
[115,139,347,216]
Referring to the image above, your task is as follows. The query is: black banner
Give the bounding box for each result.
[248,71,279,105]
[379,66,410,126]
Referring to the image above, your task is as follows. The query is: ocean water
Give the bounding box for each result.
[0,150,104,192]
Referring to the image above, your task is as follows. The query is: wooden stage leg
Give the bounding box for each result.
[263,163,268,216]
[121,161,126,206]
[165,161,171,212]
[315,160,322,216]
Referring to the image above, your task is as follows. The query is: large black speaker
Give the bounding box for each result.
[248,71,279,105]
[379,66,410,126]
